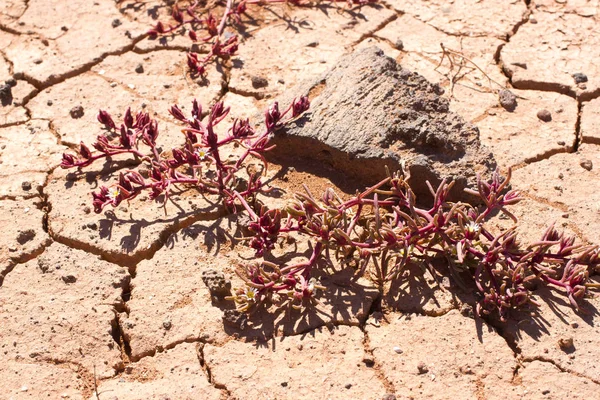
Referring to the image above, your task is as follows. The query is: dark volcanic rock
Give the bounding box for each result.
[267,46,496,202]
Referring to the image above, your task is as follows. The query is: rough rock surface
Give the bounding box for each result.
[269,46,495,201]
[204,325,387,399]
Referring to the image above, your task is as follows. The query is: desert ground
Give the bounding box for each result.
[1,0,600,399]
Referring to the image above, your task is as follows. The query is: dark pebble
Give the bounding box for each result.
[16,229,36,244]
[112,19,121,28]
[395,39,404,50]
[0,83,13,103]
[537,109,552,122]
[70,105,84,119]
[21,181,32,191]
[251,75,268,89]
[135,63,144,73]
[572,73,588,84]
[498,89,517,111]
[580,159,593,171]
[61,274,77,284]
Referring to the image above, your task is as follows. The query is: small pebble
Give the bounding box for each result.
[33,58,43,64]
[251,75,268,89]
[86,222,98,230]
[135,63,144,74]
[394,39,404,50]
[417,362,429,374]
[21,181,32,191]
[558,337,574,351]
[572,72,588,84]
[163,320,172,330]
[393,346,403,354]
[345,383,352,389]
[498,89,517,111]
[16,229,36,244]
[69,105,84,119]
[47,100,53,106]
[61,26,68,31]
[61,274,77,284]
[580,159,593,171]
[537,109,552,122]
[112,19,122,28]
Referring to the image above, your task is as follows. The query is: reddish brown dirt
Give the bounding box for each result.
[2,1,600,399]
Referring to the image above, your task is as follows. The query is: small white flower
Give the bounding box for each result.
[195,148,208,160]
[466,221,480,236]
[107,187,120,201]
[244,287,258,302]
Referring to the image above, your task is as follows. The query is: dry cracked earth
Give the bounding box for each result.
[1,0,600,399]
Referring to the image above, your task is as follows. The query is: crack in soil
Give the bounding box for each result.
[196,341,234,399]
[350,10,399,47]
[27,357,94,399]
[521,356,600,386]
[361,328,397,395]
[493,2,532,79]
[14,34,149,91]
[574,99,584,151]
[0,232,52,287]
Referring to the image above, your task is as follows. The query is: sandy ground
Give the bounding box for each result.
[1,0,600,399]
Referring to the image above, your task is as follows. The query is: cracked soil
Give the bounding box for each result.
[2,0,600,399]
